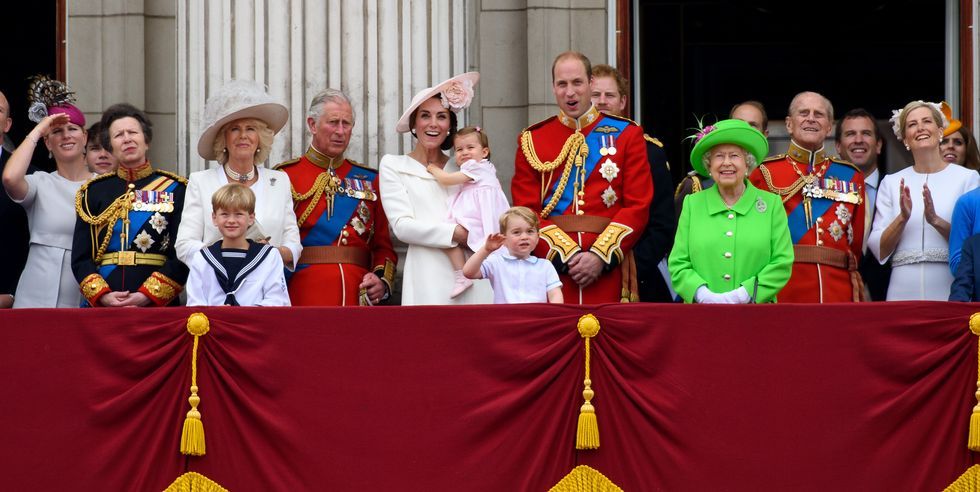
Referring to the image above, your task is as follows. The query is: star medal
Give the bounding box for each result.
[599,159,619,182]
[601,186,618,207]
[357,201,371,224]
[351,216,367,235]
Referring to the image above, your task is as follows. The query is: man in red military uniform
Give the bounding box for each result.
[749,91,866,302]
[276,89,396,306]
[511,51,653,304]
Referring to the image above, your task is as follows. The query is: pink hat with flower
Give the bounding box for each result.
[396,72,479,133]
[27,75,85,127]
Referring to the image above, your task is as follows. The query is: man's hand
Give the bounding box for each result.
[359,272,387,305]
[567,251,604,288]
[100,291,132,307]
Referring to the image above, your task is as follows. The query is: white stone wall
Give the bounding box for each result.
[176,0,469,175]
[68,0,178,171]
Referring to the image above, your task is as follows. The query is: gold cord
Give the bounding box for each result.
[521,131,588,218]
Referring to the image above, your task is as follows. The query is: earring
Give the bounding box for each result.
[411,129,417,136]
[255,148,260,154]
[48,151,52,159]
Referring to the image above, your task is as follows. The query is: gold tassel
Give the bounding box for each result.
[181,313,210,456]
[576,314,601,450]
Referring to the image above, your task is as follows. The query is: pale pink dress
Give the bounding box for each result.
[447,159,511,252]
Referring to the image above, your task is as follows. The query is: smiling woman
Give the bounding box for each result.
[175,80,300,275]
[868,100,980,300]
[0,76,92,308]
[669,119,793,304]
[379,72,493,305]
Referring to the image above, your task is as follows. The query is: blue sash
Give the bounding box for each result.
[301,167,376,250]
[542,116,628,217]
[786,162,857,244]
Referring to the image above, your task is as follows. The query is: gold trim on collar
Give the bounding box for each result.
[787,141,828,166]
[117,161,154,181]
[558,105,600,130]
[305,145,345,170]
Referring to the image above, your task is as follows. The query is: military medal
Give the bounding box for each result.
[755,197,767,213]
[599,158,619,182]
[357,201,371,224]
[601,186,617,208]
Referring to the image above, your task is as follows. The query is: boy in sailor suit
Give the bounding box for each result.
[185,184,290,306]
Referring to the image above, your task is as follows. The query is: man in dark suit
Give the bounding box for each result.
[950,233,980,301]
[835,108,891,301]
[0,90,30,308]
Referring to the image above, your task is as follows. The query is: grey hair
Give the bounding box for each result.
[702,145,758,172]
[307,88,354,123]
[788,91,834,123]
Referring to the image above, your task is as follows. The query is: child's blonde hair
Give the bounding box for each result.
[499,206,539,232]
[454,126,491,159]
[212,183,256,214]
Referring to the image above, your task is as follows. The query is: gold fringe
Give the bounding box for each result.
[576,314,601,450]
[163,472,228,492]
[180,313,210,456]
[944,465,980,492]
[969,314,980,451]
[548,465,623,492]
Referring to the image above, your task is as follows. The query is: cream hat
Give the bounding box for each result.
[197,80,289,160]
[395,72,479,133]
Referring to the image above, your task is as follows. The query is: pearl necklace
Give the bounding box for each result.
[225,164,256,183]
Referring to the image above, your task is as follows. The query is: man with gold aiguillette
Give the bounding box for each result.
[748,91,866,302]
[511,51,653,304]
[72,104,188,307]
[275,89,397,306]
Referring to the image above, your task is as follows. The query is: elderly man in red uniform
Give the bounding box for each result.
[512,51,653,304]
[749,91,866,302]
[276,89,396,306]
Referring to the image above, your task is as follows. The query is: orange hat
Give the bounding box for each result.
[942,101,962,137]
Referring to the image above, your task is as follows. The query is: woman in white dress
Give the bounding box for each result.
[1,77,93,307]
[379,72,492,305]
[176,80,301,271]
[868,100,980,300]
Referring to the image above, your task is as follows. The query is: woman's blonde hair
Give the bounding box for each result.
[211,183,256,214]
[211,118,276,165]
[499,206,539,232]
[897,101,946,141]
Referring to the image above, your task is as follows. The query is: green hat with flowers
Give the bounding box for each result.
[689,118,768,177]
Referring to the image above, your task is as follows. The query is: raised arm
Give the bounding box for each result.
[426,164,473,186]
[3,113,69,201]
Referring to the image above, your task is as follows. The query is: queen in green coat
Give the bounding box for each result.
[669,119,794,303]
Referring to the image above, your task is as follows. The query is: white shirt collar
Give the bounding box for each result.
[500,251,539,263]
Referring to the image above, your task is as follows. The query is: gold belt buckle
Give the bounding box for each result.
[117,251,137,266]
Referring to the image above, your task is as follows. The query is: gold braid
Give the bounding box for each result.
[521,130,588,218]
[759,164,808,204]
[75,185,133,262]
[291,172,334,227]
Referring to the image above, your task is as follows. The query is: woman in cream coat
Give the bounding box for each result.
[379,73,492,305]
[176,80,301,269]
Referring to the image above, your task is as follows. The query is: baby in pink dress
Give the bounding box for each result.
[427,126,510,298]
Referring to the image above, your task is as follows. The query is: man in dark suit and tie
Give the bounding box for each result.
[0,90,31,308]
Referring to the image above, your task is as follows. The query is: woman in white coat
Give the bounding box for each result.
[176,80,302,270]
[379,73,492,305]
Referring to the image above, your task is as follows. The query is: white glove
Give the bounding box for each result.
[695,285,723,304]
[718,286,750,304]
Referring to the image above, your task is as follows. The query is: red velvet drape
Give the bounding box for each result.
[1,302,977,490]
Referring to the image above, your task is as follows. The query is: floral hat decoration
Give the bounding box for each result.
[396,72,479,133]
[888,100,949,142]
[688,118,768,177]
[27,75,85,127]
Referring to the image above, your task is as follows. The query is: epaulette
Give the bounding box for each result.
[829,157,861,173]
[602,113,639,127]
[521,116,558,133]
[762,153,786,163]
[643,134,664,148]
[157,169,188,185]
[77,171,115,192]
[273,157,301,171]
[348,160,377,172]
